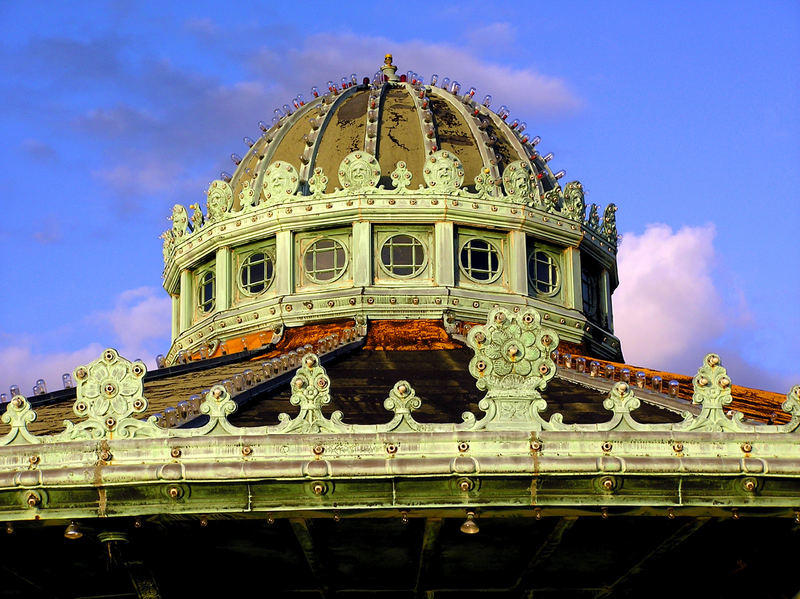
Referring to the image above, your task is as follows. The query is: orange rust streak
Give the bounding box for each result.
[250,320,356,361]
[364,320,464,351]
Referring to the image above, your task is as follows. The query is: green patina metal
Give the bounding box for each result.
[160,66,622,365]
[1,307,798,523]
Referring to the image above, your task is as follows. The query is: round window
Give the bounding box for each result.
[528,251,559,294]
[380,234,426,278]
[459,238,501,283]
[240,251,275,295]
[304,238,347,283]
[198,271,215,313]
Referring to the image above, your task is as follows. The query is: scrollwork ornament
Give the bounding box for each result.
[239,179,257,210]
[562,181,586,222]
[383,381,423,431]
[473,167,495,198]
[262,160,299,203]
[170,205,189,238]
[0,395,40,446]
[389,161,413,193]
[423,150,464,193]
[541,188,561,213]
[277,354,341,433]
[308,167,328,198]
[502,160,536,205]
[587,204,600,229]
[188,203,204,232]
[777,385,800,432]
[338,151,381,192]
[676,353,744,432]
[602,204,618,242]
[207,179,233,221]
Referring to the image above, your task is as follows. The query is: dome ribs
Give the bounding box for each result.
[363,82,386,156]
[306,85,364,191]
[375,86,425,189]
[427,90,491,192]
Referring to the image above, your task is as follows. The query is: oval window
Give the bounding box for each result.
[304,238,347,283]
[198,271,215,313]
[528,251,559,294]
[380,234,426,278]
[240,251,275,295]
[459,238,501,283]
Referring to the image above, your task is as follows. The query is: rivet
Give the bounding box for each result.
[600,507,609,519]
[134,518,142,529]
[743,479,756,492]
[601,441,613,452]
[327,300,335,307]
[741,442,752,453]
[29,456,39,465]
[367,297,374,304]
[386,444,398,455]
[458,441,469,452]
[26,492,40,508]
[170,448,182,458]
[313,445,325,456]
[168,486,181,499]
[530,440,542,452]
[349,298,356,305]
[666,508,675,519]
[601,477,614,491]
[731,508,740,520]
[200,516,208,527]
[99,450,112,461]
[459,479,472,492]
[105,417,116,429]
[401,510,409,524]
[242,446,253,456]
[312,482,326,495]
[534,508,542,520]
[672,442,684,453]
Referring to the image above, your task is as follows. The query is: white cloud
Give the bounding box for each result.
[250,33,583,118]
[0,287,171,396]
[614,224,724,372]
[614,224,795,392]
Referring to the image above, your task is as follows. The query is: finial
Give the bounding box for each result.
[380,54,399,82]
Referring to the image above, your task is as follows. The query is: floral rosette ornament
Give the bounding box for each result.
[64,349,149,439]
[467,307,558,398]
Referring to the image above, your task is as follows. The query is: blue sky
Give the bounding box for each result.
[0,1,798,395]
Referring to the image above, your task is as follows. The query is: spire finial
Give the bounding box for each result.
[380,54,399,82]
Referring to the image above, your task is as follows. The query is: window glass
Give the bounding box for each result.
[529,251,558,294]
[240,251,274,294]
[459,239,501,282]
[380,234,426,277]
[198,271,215,313]
[304,238,347,283]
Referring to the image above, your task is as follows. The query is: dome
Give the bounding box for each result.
[226,57,560,208]
[160,56,622,366]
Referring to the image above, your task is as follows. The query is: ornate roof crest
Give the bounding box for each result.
[338,151,381,192]
[423,150,464,193]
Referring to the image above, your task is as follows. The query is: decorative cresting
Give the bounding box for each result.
[675,353,741,432]
[389,161,413,193]
[278,353,339,433]
[502,160,536,205]
[562,181,586,222]
[337,151,381,192]
[422,150,464,193]
[465,307,559,430]
[207,179,234,221]
[64,349,157,440]
[262,160,299,203]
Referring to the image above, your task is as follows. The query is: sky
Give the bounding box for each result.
[0,1,798,396]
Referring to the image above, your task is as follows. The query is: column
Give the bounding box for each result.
[434,221,455,287]
[600,269,613,331]
[179,269,192,332]
[215,246,232,311]
[508,231,527,295]
[275,230,293,296]
[171,294,180,340]
[564,247,583,311]
[352,221,371,288]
